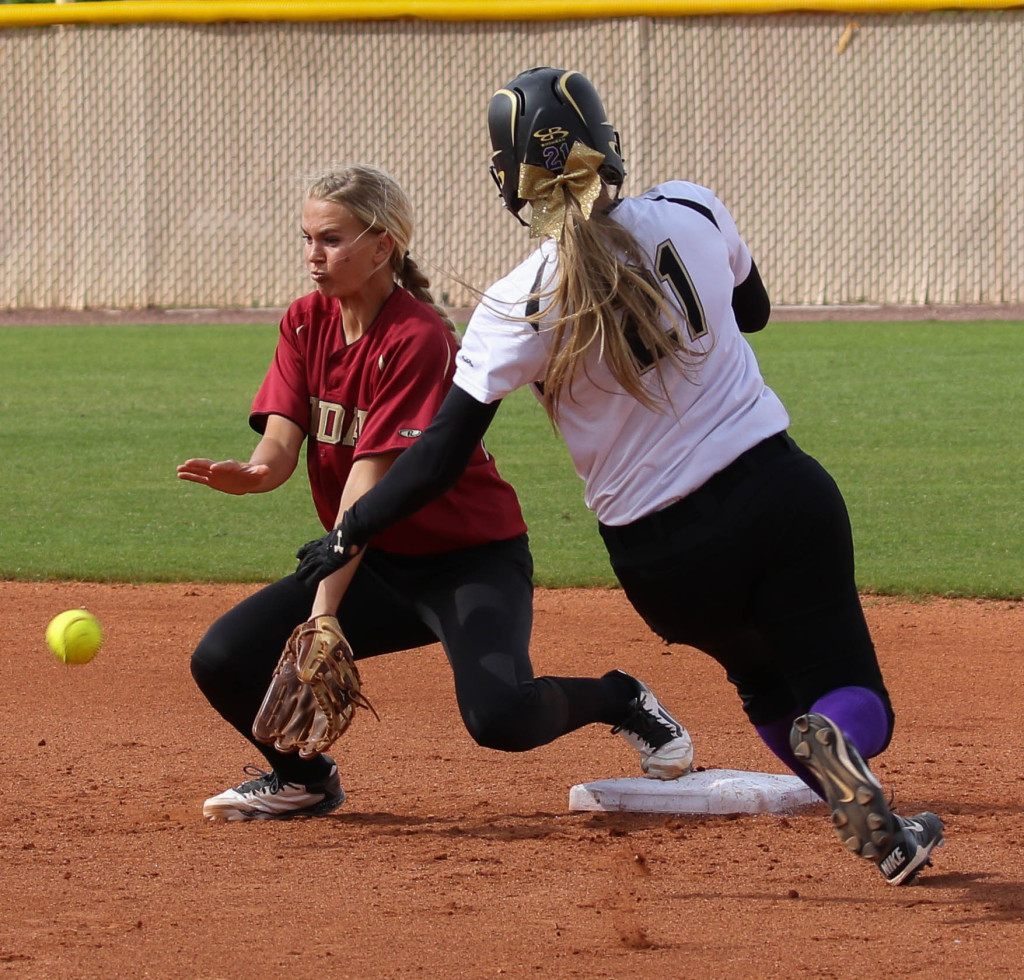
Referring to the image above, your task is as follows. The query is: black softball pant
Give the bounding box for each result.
[600,433,894,734]
[190,534,629,782]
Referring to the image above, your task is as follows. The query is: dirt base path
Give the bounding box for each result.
[1,583,1022,979]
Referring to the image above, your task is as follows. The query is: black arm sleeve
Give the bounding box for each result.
[344,385,501,546]
[732,259,771,333]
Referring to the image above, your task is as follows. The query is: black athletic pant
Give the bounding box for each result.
[191,534,633,783]
[600,433,893,731]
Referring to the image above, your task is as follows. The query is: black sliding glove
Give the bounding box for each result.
[295,518,362,586]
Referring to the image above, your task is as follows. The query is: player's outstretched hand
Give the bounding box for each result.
[177,458,271,495]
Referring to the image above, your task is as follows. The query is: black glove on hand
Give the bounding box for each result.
[295,519,361,586]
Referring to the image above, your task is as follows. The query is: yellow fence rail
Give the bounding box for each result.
[1,0,1022,26]
[3,10,1022,309]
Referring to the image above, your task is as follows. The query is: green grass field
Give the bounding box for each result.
[1,320,1021,597]
[748,323,1023,597]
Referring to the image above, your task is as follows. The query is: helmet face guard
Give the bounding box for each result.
[487,67,625,222]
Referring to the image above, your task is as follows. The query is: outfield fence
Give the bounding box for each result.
[2,4,1022,310]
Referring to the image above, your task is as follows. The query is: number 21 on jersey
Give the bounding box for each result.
[623,239,709,372]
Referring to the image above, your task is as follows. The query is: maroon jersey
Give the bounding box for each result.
[250,287,526,554]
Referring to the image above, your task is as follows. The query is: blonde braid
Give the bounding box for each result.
[398,252,461,346]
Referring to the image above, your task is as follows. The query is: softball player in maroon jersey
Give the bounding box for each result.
[177,164,692,822]
[296,74,945,885]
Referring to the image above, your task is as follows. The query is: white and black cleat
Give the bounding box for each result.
[202,758,345,821]
[609,671,694,779]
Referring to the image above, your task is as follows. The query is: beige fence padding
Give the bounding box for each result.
[1,14,1021,310]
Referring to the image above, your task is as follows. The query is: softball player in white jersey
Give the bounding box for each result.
[294,68,944,885]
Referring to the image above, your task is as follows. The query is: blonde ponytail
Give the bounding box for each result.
[535,198,708,422]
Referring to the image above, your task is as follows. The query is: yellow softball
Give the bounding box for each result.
[46,609,103,665]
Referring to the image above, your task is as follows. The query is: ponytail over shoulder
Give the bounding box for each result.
[534,198,709,423]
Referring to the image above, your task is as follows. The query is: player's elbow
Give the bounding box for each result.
[732,261,771,333]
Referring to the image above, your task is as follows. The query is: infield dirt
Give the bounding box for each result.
[1,582,1022,979]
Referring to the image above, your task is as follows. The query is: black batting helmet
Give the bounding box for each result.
[487,67,626,220]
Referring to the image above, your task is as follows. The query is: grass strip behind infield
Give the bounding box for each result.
[0,320,1021,597]
[748,321,1023,598]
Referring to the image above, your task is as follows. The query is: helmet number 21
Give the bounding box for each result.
[655,240,709,342]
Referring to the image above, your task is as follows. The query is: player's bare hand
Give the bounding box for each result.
[177,458,272,495]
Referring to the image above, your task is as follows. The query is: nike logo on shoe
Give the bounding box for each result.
[879,847,907,878]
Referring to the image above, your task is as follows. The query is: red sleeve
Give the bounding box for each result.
[354,315,456,459]
[249,303,311,435]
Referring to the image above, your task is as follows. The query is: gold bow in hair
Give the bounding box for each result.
[518,142,606,241]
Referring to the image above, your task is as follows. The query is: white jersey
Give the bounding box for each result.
[454,181,790,526]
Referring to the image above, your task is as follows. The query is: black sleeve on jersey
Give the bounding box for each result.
[344,386,501,545]
[732,259,771,333]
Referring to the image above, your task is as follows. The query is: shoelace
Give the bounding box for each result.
[611,699,672,749]
[235,764,281,795]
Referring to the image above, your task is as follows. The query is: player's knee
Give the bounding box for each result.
[465,710,539,752]
[461,685,554,752]
[190,626,237,698]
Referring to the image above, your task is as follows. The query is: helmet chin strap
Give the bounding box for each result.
[490,164,530,226]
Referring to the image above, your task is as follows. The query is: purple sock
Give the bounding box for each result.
[810,686,890,759]
[755,710,824,796]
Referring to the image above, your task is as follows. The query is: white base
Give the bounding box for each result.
[569,769,820,815]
